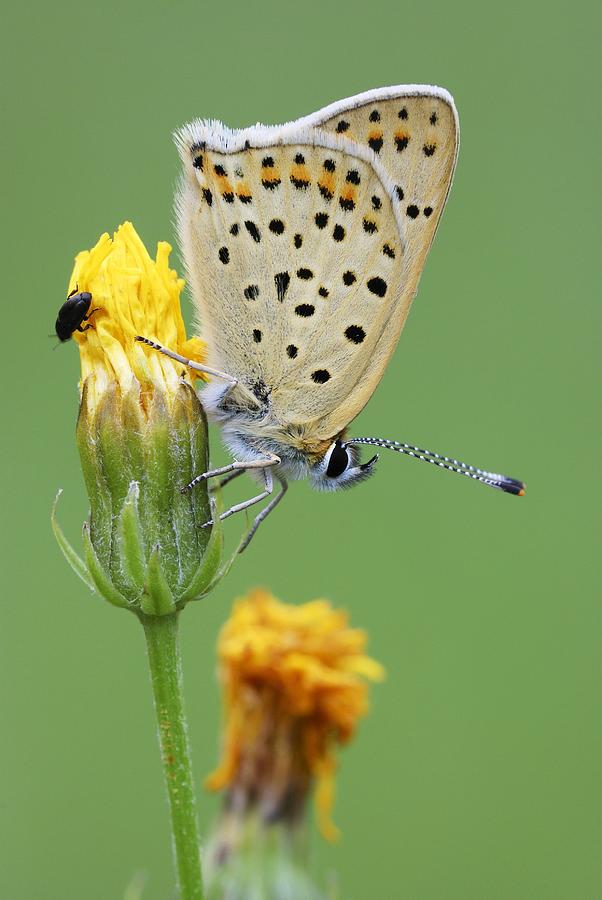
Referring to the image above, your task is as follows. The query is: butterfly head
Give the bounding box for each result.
[310,439,379,492]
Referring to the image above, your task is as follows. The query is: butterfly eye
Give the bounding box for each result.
[326,442,349,478]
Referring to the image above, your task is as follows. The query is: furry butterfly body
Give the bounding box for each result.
[137,84,524,548]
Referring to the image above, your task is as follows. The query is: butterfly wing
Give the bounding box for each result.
[176,122,407,441]
[308,84,459,321]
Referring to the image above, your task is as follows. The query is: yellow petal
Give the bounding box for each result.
[67,222,207,415]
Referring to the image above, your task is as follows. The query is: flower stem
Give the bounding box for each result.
[141,611,204,900]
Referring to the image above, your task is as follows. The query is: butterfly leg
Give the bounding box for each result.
[134,336,238,384]
[201,467,278,530]
[209,468,246,493]
[238,475,288,553]
[182,453,280,493]
[212,468,274,524]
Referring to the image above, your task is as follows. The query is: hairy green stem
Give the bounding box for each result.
[141,612,204,899]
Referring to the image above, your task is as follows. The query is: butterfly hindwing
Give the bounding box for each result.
[176,124,406,438]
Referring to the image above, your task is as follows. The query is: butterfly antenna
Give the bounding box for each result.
[346,437,525,496]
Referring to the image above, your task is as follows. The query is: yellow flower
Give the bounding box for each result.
[53,222,223,615]
[207,588,385,841]
[68,221,206,412]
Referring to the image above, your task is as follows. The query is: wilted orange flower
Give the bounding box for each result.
[207,588,385,841]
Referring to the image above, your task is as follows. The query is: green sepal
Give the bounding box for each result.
[82,523,129,608]
[95,386,132,511]
[117,481,147,590]
[51,491,96,593]
[171,385,211,590]
[178,499,223,603]
[140,546,176,616]
[76,383,114,570]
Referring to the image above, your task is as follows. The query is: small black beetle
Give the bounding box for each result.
[55,286,97,342]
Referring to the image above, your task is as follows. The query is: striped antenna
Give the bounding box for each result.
[346,437,525,496]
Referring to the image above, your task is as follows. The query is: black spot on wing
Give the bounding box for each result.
[315,212,329,229]
[218,247,229,264]
[274,272,290,302]
[291,175,309,190]
[367,277,387,297]
[244,285,259,300]
[269,218,285,234]
[295,304,315,317]
[286,344,298,358]
[244,220,261,242]
[311,369,330,383]
[345,325,365,344]
[202,188,213,206]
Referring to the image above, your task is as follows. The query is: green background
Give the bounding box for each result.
[2,0,600,897]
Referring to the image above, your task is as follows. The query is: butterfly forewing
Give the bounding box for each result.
[312,86,459,321]
[176,126,406,437]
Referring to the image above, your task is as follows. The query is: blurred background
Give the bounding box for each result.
[1,0,600,897]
